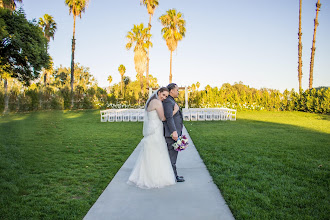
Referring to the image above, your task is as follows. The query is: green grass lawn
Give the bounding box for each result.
[0,110,142,219]
[185,111,330,220]
[1,110,329,219]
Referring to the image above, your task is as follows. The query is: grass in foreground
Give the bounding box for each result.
[185,111,330,220]
[1,110,329,219]
[0,110,142,219]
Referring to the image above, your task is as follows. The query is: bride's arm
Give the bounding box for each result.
[150,100,175,121]
[173,104,179,115]
[148,99,166,121]
[158,103,178,120]
[155,100,166,121]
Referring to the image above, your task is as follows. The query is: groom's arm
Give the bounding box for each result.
[163,99,177,134]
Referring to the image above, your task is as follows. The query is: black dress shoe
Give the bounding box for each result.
[176,177,185,182]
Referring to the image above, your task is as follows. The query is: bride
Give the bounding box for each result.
[127,87,179,189]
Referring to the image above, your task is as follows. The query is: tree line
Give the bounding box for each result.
[0,73,329,114]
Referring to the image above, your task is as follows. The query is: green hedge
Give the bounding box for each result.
[181,84,329,114]
[1,84,329,114]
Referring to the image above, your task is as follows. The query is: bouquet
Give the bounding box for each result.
[172,135,189,151]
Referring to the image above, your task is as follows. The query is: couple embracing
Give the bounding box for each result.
[127,83,185,189]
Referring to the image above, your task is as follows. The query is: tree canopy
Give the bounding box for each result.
[126,23,152,93]
[0,8,50,85]
[0,0,22,11]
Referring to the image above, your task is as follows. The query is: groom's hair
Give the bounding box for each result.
[167,83,177,92]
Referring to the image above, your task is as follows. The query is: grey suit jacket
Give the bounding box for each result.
[163,95,183,138]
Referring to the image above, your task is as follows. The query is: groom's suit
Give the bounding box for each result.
[163,95,183,178]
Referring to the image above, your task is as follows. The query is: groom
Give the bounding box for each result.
[163,83,185,182]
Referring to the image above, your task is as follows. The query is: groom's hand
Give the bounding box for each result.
[171,131,178,141]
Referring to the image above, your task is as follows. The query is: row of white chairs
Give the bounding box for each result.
[100,108,236,122]
[182,108,236,121]
[100,109,145,122]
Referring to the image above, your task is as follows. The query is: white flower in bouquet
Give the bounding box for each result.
[172,135,189,151]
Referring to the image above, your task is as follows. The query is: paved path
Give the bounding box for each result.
[84,126,235,220]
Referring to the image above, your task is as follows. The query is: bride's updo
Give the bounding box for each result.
[146,87,169,108]
[157,87,169,95]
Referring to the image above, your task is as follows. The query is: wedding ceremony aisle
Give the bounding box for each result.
[84,126,234,220]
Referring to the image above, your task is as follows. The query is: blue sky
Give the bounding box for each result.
[20,0,329,92]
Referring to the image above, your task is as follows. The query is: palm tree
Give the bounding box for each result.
[39,14,57,85]
[298,0,303,92]
[140,0,159,89]
[65,0,89,107]
[126,23,152,94]
[159,9,186,83]
[118,64,126,95]
[0,0,22,10]
[39,14,57,52]
[309,0,321,89]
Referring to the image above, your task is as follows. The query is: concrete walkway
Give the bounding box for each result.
[84,126,235,220]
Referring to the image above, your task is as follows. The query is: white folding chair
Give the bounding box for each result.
[116,110,123,122]
[130,109,138,122]
[219,108,228,120]
[182,108,191,121]
[122,109,130,122]
[205,109,213,121]
[197,108,205,121]
[138,109,144,122]
[212,109,220,121]
[108,110,116,122]
[190,108,198,121]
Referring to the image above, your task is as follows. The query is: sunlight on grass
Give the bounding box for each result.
[12,115,29,121]
[0,113,29,123]
[238,111,330,134]
[185,111,330,220]
[63,113,84,119]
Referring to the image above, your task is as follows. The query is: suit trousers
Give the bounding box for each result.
[165,137,178,178]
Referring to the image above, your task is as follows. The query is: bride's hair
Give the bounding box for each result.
[145,87,169,108]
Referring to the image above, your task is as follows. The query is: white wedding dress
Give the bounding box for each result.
[127,110,176,189]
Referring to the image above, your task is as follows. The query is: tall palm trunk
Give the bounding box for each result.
[121,75,123,94]
[40,47,48,110]
[39,86,42,110]
[44,46,48,86]
[71,15,76,108]
[41,66,47,111]
[140,72,144,96]
[3,78,9,114]
[298,0,303,92]
[309,0,321,90]
[44,73,47,86]
[146,14,152,89]
[169,50,173,83]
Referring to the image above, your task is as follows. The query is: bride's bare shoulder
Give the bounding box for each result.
[150,99,161,105]
[147,99,161,111]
